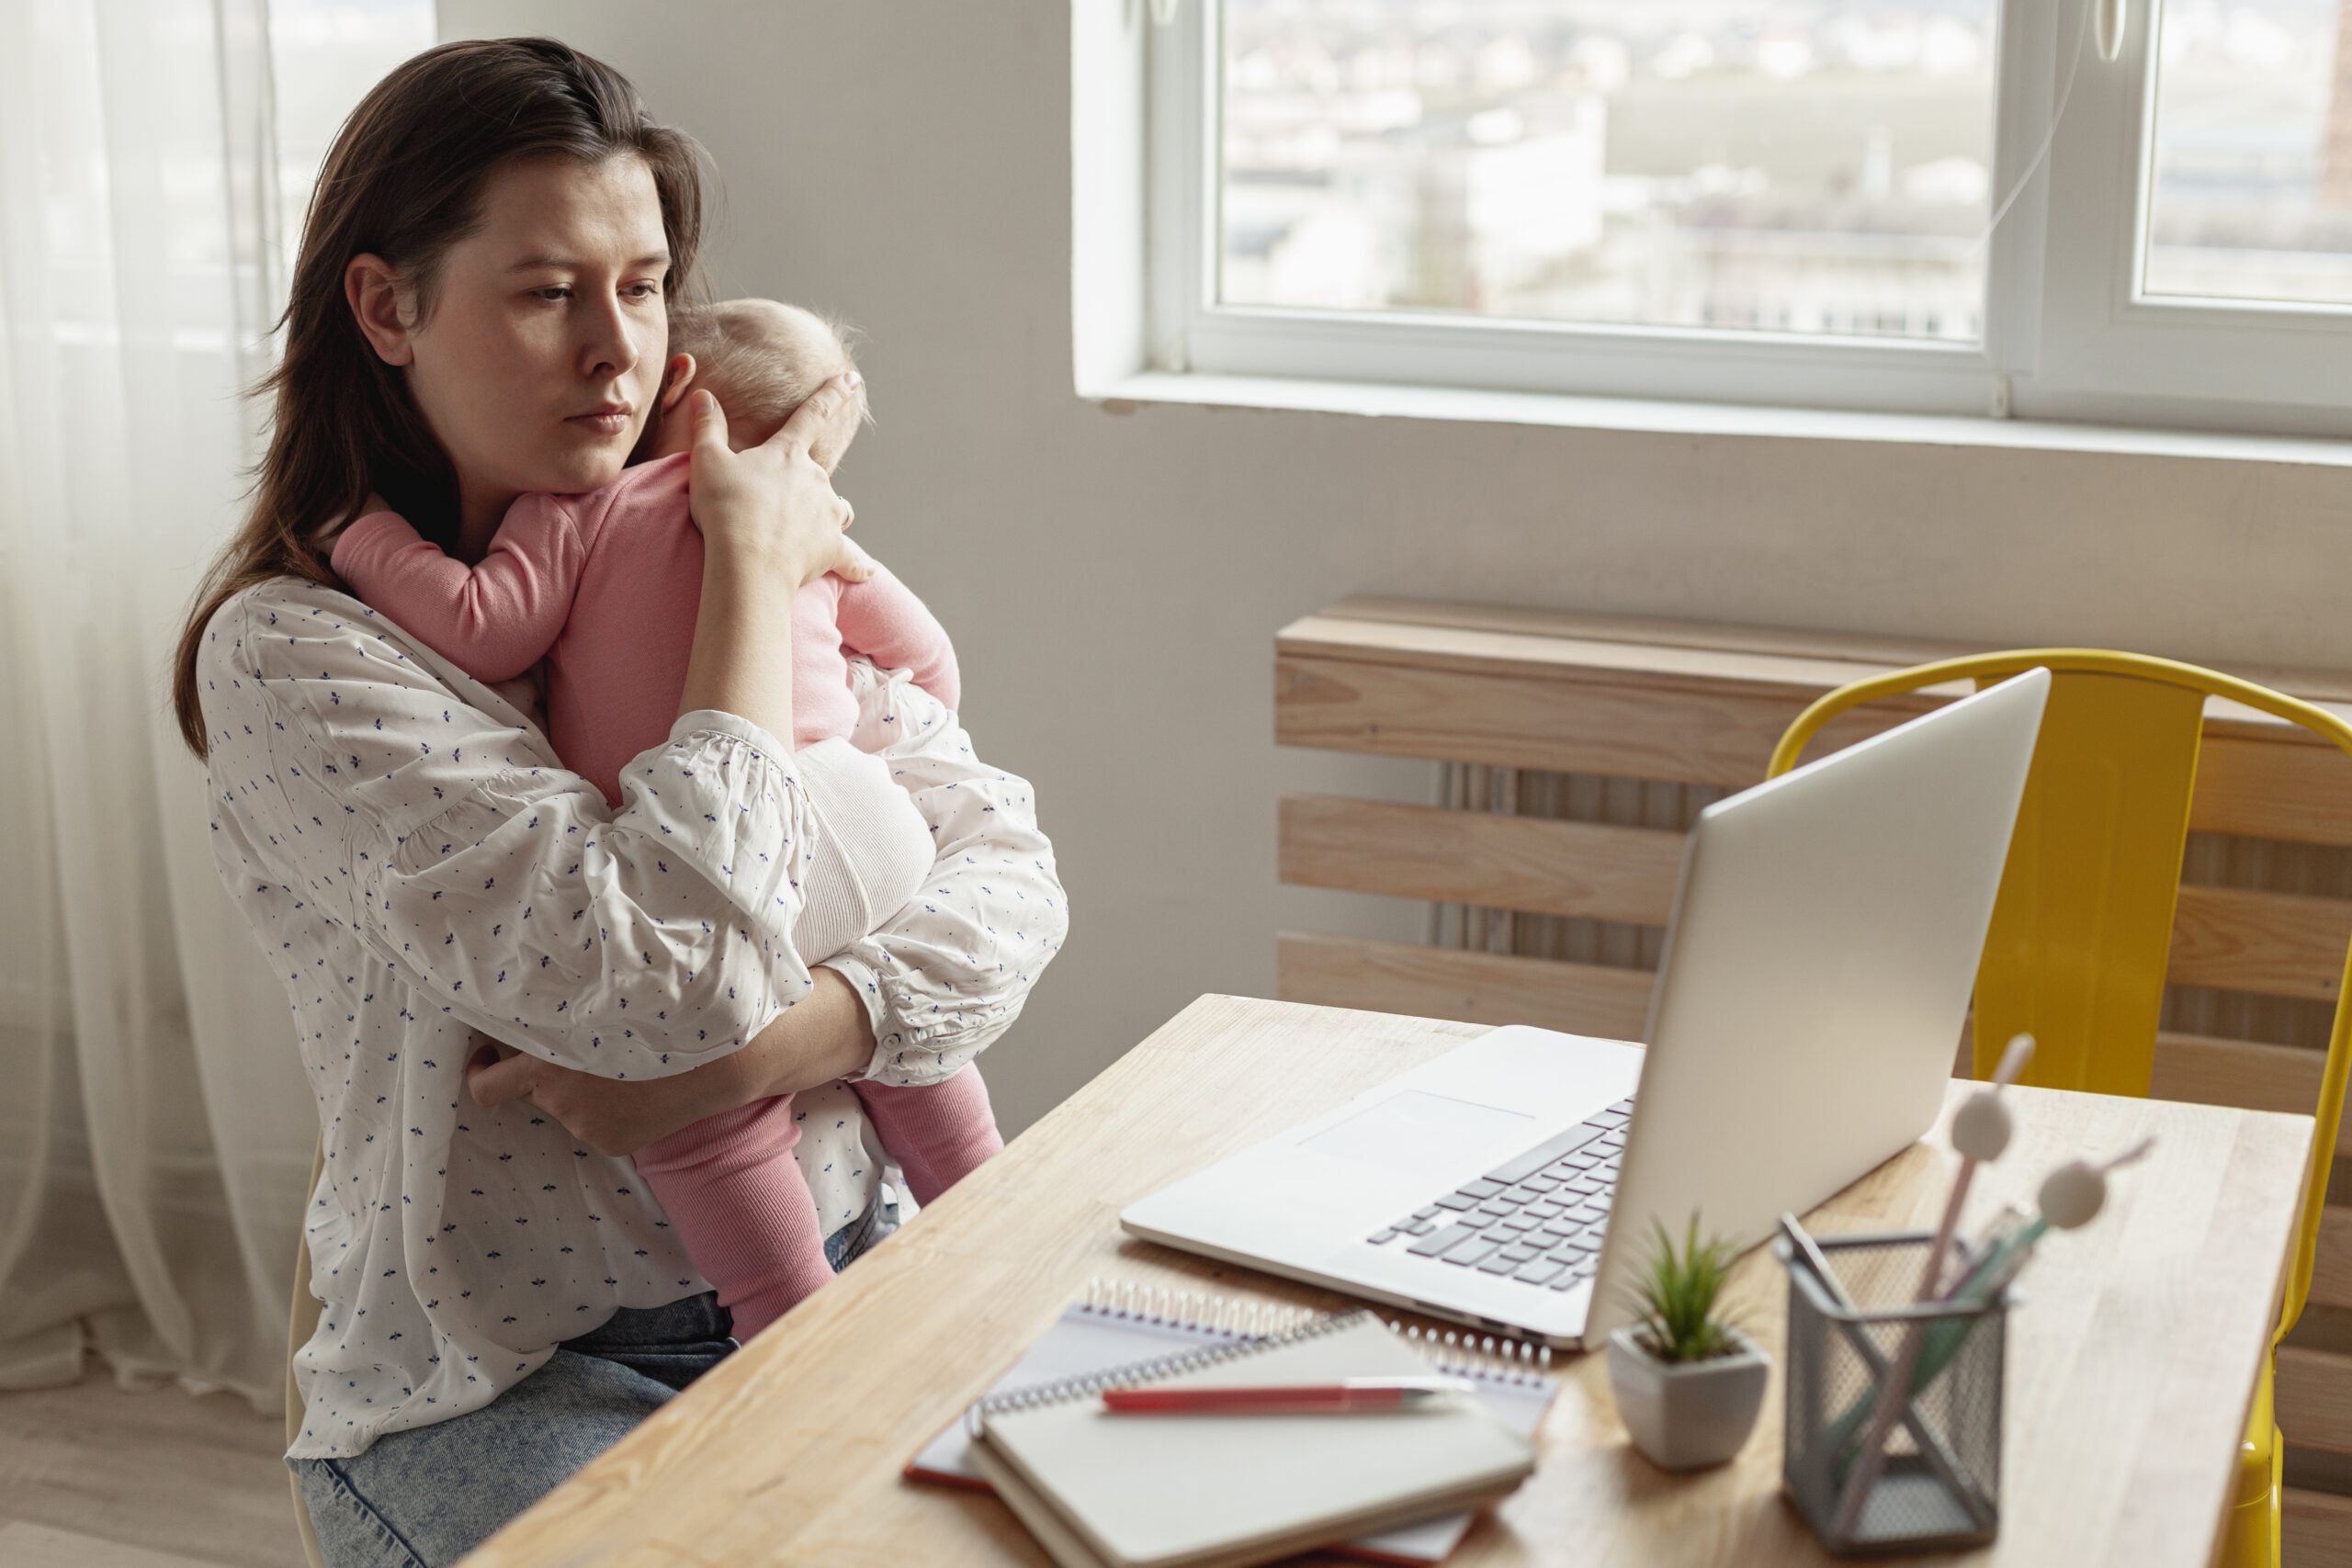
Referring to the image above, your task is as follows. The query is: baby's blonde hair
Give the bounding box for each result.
[670,299,865,467]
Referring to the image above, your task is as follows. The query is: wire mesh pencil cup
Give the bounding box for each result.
[1776,1229,2007,1556]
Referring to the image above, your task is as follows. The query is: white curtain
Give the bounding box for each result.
[0,0,430,1413]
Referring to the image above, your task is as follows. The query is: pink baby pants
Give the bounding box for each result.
[633,1067,1002,1339]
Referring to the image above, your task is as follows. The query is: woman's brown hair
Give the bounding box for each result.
[169,36,703,756]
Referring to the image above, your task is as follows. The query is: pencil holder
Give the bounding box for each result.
[1776,1230,2007,1557]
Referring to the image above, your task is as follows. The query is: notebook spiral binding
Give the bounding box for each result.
[1072,1279,1554,1383]
[1079,1277,1318,1340]
[1386,1320,1555,1387]
[972,1279,1558,1421]
[975,1309,1379,1419]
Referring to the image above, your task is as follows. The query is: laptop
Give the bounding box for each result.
[1121,668,2050,1348]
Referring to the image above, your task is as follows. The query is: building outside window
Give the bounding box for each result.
[1147,0,2352,432]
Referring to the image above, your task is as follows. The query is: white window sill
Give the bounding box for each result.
[1087,371,2352,469]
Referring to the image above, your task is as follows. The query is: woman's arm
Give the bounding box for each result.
[464,964,876,1155]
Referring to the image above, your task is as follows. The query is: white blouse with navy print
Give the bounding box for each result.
[198,578,1064,1460]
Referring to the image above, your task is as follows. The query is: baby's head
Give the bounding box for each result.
[647,299,865,470]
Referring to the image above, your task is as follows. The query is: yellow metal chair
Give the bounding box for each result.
[1769,649,2352,1568]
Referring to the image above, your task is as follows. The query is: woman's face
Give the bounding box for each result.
[347,153,671,545]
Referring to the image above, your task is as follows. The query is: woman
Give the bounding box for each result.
[172,38,1063,1568]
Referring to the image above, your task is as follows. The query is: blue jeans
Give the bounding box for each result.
[293,1191,898,1568]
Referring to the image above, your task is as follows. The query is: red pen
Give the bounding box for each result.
[1101,1376,1476,1414]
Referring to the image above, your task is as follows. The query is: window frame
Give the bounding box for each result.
[2030,0,2352,416]
[1143,0,2352,437]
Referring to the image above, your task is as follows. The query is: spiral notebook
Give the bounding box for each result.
[965,1308,1536,1568]
[907,1285,1556,1565]
[909,1285,1555,1565]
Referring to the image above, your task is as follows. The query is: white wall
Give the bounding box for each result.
[444,1,2352,1135]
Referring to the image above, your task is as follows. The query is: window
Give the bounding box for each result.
[1219,1,1998,342]
[1143,0,2352,433]
[2145,0,2351,308]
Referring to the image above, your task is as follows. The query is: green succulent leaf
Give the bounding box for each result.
[1628,1212,1740,1363]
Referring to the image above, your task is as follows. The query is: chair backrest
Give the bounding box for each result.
[1770,649,2352,1338]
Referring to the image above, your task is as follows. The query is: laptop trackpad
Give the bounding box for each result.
[1297,1089,1536,1180]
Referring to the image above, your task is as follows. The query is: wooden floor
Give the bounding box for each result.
[0,1365,306,1568]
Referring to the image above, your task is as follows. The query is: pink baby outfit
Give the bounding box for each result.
[332,453,1002,1337]
[333,454,958,795]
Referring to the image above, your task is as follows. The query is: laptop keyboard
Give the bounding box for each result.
[1363,1097,1634,1292]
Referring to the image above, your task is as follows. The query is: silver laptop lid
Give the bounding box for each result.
[1582,668,2049,1340]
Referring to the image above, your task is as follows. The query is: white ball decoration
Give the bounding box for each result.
[1951,1090,2014,1163]
[2038,1160,2108,1230]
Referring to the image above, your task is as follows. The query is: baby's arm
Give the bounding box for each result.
[330,495,588,682]
[833,565,960,711]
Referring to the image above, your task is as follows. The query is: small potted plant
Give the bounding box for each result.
[1606,1213,1770,1472]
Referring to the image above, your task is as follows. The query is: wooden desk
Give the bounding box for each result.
[462,997,2312,1568]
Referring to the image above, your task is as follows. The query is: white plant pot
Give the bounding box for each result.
[1606,1325,1770,1472]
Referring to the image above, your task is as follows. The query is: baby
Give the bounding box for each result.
[332,299,1001,1336]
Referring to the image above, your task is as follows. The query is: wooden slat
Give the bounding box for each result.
[1281,604,2352,846]
[1294,600,2352,728]
[1314,596,1991,672]
[2283,1347,2352,1456]
[1317,596,2352,710]
[2197,733,2352,848]
[1277,650,1762,783]
[2286,1486,2352,1568]
[1276,651,1927,787]
[2171,885,2352,1002]
[1275,931,1656,1042]
[1279,613,1928,695]
[1280,794,2352,1005]
[2318,1209,2352,1315]
[2152,1032,2346,1143]
[1278,795,1685,924]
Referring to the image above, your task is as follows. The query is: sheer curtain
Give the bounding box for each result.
[0,0,430,1413]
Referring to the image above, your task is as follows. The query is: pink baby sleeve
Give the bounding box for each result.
[330,496,592,683]
[832,565,960,712]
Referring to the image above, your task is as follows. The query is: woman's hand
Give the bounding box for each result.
[677,378,872,741]
[466,967,877,1156]
[465,1032,746,1156]
[686,376,872,590]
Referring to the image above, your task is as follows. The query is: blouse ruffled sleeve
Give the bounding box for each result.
[820,661,1067,1088]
